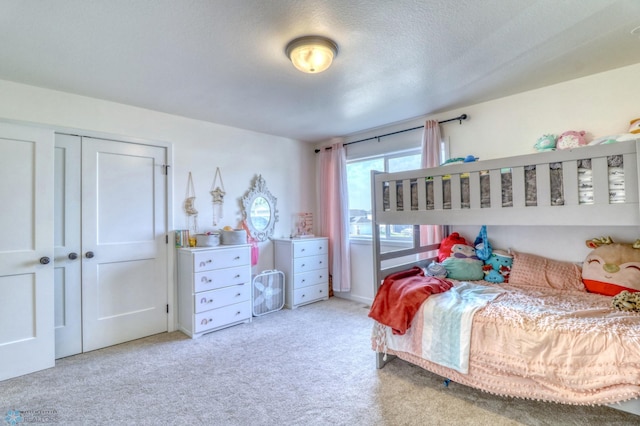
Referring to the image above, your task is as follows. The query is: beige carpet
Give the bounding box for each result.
[0,298,638,425]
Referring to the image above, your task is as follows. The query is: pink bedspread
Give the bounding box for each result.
[372,282,640,405]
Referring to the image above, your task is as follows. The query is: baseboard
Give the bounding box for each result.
[333,292,373,307]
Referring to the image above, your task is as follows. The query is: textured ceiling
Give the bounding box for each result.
[1,0,640,142]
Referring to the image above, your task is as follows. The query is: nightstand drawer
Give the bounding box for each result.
[293,269,328,289]
[194,266,250,292]
[194,283,251,313]
[293,254,327,273]
[192,247,249,272]
[194,302,252,333]
[293,240,328,258]
[293,283,328,306]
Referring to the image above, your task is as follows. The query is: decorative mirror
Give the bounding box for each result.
[242,175,278,242]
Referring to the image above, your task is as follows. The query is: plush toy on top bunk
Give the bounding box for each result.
[582,236,640,297]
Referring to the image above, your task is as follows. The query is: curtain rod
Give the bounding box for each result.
[314,113,468,153]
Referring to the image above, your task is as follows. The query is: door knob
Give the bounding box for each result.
[39,257,50,265]
[85,251,95,259]
[68,252,78,260]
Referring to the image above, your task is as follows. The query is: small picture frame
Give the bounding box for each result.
[293,213,314,238]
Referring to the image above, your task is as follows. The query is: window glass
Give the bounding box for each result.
[347,151,419,239]
[388,154,421,172]
[346,158,382,237]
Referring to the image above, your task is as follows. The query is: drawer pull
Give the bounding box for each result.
[319,261,323,264]
[301,264,305,267]
[200,297,213,304]
[201,318,212,325]
[301,248,305,252]
[201,277,212,283]
[235,293,241,297]
[236,311,241,315]
[301,294,305,298]
[301,279,305,283]
[206,259,212,263]
[319,276,323,279]
[319,290,323,293]
[235,274,240,278]
[234,256,240,260]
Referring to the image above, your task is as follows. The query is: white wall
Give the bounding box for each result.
[332,62,640,305]
[0,79,317,274]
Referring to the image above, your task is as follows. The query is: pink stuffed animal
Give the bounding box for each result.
[556,130,587,150]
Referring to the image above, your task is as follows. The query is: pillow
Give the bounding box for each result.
[509,251,585,292]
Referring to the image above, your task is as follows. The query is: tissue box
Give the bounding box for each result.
[221,229,247,245]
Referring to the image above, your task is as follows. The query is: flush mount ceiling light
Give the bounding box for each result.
[285,35,338,74]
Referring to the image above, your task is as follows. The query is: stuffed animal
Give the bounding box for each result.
[556,130,587,150]
[425,261,447,278]
[533,134,557,152]
[438,233,484,280]
[473,225,492,261]
[483,249,513,283]
[438,232,468,262]
[611,290,640,312]
[582,237,640,296]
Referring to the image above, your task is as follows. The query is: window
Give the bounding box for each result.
[346,150,420,239]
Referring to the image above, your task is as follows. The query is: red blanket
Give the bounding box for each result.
[369,267,452,335]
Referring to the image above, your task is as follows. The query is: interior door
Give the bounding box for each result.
[54,134,82,359]
[81,137,168,352]
[0,122,55,381]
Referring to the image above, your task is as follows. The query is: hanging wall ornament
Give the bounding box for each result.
[210,167,226,227]
[184,172,199,233]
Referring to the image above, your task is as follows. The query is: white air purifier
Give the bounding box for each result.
[252,270,285,316]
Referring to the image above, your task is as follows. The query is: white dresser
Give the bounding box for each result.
[274,237,329,309]
[177,245,252,338]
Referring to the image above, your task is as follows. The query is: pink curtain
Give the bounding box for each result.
[420,120,443,247]
[317,142,351,292]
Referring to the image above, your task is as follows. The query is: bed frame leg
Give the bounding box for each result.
[376,352,396,369]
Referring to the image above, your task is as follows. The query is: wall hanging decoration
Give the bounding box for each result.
[210,167,226,227]
[183,172,199,237]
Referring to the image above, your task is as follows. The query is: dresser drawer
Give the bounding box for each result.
[293,283,328,306]
[194,302,252,334]
[293,254,327,273]
[194,266,250,292]
[293,240,328,258]
[192,246,249,272]
[194,283,251,313]
[293,268,328,289]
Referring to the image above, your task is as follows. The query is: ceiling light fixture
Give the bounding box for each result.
[285,35,338,74]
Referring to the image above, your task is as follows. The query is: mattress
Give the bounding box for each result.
[372,281,640,405]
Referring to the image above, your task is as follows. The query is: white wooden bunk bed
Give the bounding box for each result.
[370,139,640,415]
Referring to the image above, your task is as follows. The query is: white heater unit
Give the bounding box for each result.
[252,270,285,316]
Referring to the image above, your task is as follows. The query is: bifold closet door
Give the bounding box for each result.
[81,137,168,352]
[0,122,55,381]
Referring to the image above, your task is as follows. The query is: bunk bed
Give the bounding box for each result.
[369,139,640,415]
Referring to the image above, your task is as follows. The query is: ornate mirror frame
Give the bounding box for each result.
[241,175,278,242]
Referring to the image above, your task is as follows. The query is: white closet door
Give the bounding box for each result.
[0,122,55,381]
[81,137,168,352]
[54,134,82,359]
